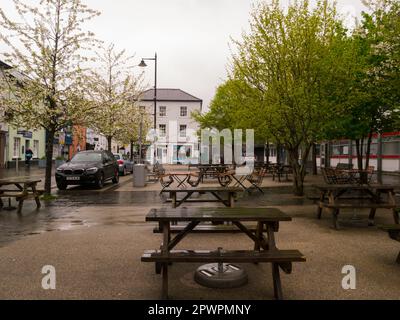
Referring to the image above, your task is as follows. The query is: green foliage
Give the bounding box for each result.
[326,0,400,141]
[192,79,267,143]
[197,0,351,195]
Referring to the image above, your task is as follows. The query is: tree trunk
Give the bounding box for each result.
[276,143,281,164]
[266,142,270,164]
[360,132,373,184]
[287,144,312,196]
[130,140,134,161]
[107,136,112,152]
[312,142,317,175]
[355,138,364,171]
[44,128,55,195]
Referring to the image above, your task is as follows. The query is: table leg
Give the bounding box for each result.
[228,192,235,208]
[368,209,376,226]
[272,263,283,300]
[393,209,399,225]
[233,176,247,191]
[171,192,177,208]
[162,264,168,299]
[17,199,24,214]
[316,190,326,219]
[388,191,399,224]
[266,223,277,250]
[210,191,229,207]
[254,222,263,251]
[328,192,340,230]
[31,183,41,209]
[161,221,170,299]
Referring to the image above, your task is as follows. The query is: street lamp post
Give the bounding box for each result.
[138,105,145,164]
[139,53,157,164]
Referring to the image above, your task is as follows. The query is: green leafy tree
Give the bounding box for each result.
[230,0,350,195]
[325,0,400,179]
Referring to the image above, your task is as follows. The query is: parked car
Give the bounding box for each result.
[113,153,134,175]
[55,150,119,190]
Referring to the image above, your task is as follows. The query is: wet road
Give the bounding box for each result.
[0,172,398,247]
[0,178,310,246]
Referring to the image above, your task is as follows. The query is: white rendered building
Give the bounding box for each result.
[139,88,202,164]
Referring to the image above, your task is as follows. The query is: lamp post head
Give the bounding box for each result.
[139,59,147,67]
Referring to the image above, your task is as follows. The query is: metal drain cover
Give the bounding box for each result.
[194,263,248,288]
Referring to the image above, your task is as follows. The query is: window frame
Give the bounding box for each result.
[179,124,187,138]
[159,106,166,117]
[180,106,188,117]
[159,124,166,137]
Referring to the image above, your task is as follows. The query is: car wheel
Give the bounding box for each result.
[112,170,119,184]
[57,182,67,190]
[96,172,105,189]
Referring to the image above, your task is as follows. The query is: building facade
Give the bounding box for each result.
[1,60,46,167]
[318,132,400,172]
[138,88,202,164]
[86,128,119,153]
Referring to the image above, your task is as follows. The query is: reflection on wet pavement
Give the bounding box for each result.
[0,186,314,246]
[0,181,397,246]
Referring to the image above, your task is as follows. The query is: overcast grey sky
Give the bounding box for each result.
[1,0,366,109]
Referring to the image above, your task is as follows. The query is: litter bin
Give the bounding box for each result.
[133,164,146,187]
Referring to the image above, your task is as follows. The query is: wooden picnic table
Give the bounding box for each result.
[197,164,231,180]
[141,207,306,299]
[313,184,399,229]
[161,186,242,208]
[166,171,199,188]
[0,179,43,213]
[217,168,266,193]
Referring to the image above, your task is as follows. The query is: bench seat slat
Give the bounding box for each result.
[153,224,268,234]
[0,193,25,197]
[319,202,396,209]
[141,249,306,263]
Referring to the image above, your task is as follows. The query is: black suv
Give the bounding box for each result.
[55,150,119,190]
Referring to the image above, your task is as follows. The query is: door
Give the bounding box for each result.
[103,152,115,179]
[157,146,168,164]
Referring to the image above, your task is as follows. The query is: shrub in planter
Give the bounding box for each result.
[38,156,47,168]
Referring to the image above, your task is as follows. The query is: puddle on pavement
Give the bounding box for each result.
[0,187,315,246]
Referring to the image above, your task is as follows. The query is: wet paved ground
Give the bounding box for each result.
[0,168,399,299]
[0,171,399,246]
[0,180,310,246]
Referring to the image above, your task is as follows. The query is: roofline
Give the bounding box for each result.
[139,99,203,103]
[139,88,203,102]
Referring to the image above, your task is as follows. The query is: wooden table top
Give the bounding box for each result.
[167,171,197,175]
[0,179,41,185]
[146,207,291,222]
[161,186,243,192]
[312,184,397,191]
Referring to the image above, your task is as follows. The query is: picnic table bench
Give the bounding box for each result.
[270,164,292,182]
[216,168,266,193]
[0,179,43,213]
[380,224,400,264]
[141,207,306,299]
[313,184,399,229]
[161,186,242,208]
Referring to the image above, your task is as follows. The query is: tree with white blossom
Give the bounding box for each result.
[86,44,145,152]
[0,0,100,195]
